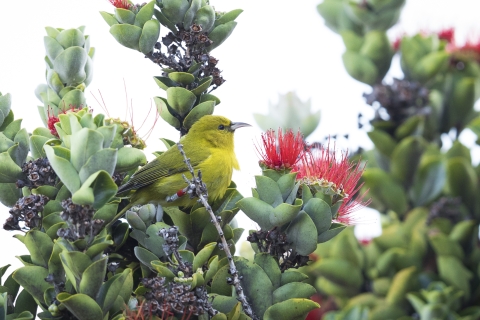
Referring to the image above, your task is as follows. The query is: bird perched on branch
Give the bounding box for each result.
[109,115,250,226]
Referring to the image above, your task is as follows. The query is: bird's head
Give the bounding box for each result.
[187,115,251,148]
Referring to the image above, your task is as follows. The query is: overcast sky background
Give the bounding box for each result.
[1,0,479,274]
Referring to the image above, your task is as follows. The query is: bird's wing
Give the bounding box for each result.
[117,144,211,194]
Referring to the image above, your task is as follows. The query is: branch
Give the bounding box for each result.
[170,143,257,320]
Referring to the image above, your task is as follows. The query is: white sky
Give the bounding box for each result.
[0,0,479,275]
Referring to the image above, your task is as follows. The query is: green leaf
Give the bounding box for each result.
[276,172,297,201]
[0,152,23,183]
[12,266,52,307]
[153,97,180,130]
[263,299,319,320]
[53,47,87,85]
[429,233,464,260]
[72,170,117,208]
[193,5,215,32]
[214,9,243,27]
[412,51,449,83]
[79,257,107,299]
[153,77,178,90]
[385,266,417,305]
[0,133,14,153]
[168,72,195,85]
[285,212,318,255]
[303,198,332,234]
[317,223,346,243]
[29,135,50,159]
[255,175,283,207]
[199,93,220,105]
[207,21,237,52]
[409,155,446,206]
[211,188,243,215]
[114,8,136,24]
[70,128,104,172]
[193,242,216,271]
[0,93,12,128]
[153,9,178,33]
[0,183,20,207]
[144,222,170,258]
[12,129,30,166]
[57,293,103,320]
[342,51,377,85]
[161,0,190,25]
[78,149,117,184]
[166,87,197,116]
[24,231,53,269]
[362,168,408,215]
[134,1,156,28]
[3,119,22,140]
[96,269,130,315]
[44,145,81,193]
[134,247,158,270]
[316,258,363,288]
[280,270,308,286]
[237,197,300,230]
[254,253,281,289]
[446,157,477,212]
[99,11,119,27]
[115,147,147,172]
[212,257,273,317]
[183,0,201,28]
[13,290,36,319]
[367,129,396,158]
[190,76,213,95]
[182,101,217,132]
[391,136,427,187]
[110,24,142,50]
[272,282,316,304]
[139,19,160,55]
[55,28,85,48]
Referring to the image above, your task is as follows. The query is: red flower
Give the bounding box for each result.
[392,36,402,51]
[454,38,480,63]
[47,114,60,137]
[437,28,455,43]
[109,0,131,9]
[255,128,306,170]
[47,105,86,137]
[294,143,370,225]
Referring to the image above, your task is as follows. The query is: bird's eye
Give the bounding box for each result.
[218,124,225,130]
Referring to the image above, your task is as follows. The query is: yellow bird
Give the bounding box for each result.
[109,115,250,225]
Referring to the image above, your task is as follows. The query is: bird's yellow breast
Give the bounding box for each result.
[131,146,239,208]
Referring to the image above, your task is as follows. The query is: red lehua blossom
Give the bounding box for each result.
[294,143,370,225]
[437,28,455,43]
[109,0,131,9]
[47,114,60,137]
[392,36,402,51]
[455,38,480,63]
[255,128,306,170]
[47,105,86,137]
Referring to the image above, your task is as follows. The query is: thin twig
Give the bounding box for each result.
[171,143,257,320]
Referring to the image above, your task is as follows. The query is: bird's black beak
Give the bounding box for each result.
[230,122,251,131]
